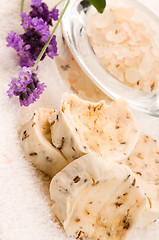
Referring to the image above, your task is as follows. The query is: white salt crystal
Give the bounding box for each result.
[107,64,124,82]
[140,52,153,74]
[94,10,114,29]
[113,7,135,22]
[106,30,127,43]
[125,68,141,85]
[115,48,131,60]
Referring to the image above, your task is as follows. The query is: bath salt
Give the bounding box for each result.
[86,6,159,92]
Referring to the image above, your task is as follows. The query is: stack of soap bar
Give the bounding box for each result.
[19,94,159,239]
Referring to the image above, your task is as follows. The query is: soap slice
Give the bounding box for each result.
[19,108,68,178]
[123,134,159,226]
[50,153,147,240]
[49,94,139,162]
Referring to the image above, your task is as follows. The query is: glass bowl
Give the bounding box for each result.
[61,0,159,116]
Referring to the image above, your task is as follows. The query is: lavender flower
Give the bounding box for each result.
[6,31,23,52]
[6,0,61,107]
[7,67,46,106]
[30,0,59,26]
[47,35,58,59]
[31,0,42,7]
[20,17,51,62]
[51,8,59,21]
[20,12,32,30]
[6,0,58,68]
[21,15,50,41]
[7,15,57,67]
[18,50,35,67]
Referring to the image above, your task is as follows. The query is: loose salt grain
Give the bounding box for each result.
[87,6,159,92]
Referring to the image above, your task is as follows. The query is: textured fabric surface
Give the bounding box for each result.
[0,0,159,239]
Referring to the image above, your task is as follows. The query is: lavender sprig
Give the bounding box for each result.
[6,0,66,107]
[32,0,70,71]
[6,0,106,107]
[7,0,59,67]
[7,67,46,107]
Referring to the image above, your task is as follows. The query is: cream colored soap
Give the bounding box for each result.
[50,153,147,240]
[19,108,68,178]
[123,134,159,226]
[49,93,139,162]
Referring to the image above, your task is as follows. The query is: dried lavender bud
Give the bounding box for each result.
[7,67,46,106]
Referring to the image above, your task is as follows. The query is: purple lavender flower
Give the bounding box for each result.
[7,16,52,67]
[51,7,59,21]
[6,30,34,67]
[21,28,45,61]
[21,15,50,40]
[30,17,50,41]
[30,1,59,26]
[6,31,23,52]
[47,35,58,59]
[6,0,59,106]
[6,0,59,68]
[21,12,32,30]
[21,16,52,61]
[7,67,46,107]
[31,0,42,7]
[21,15,57,62]
[18,50,35,67]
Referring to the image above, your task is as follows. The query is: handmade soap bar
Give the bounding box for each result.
[20,108,68,178]
[50,153,147,240]
[123,134,159,226]
[49,93,139,162]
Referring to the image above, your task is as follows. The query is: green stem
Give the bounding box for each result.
[20,0,25,13]
[52,0,64,10]
[32,0,70,71]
